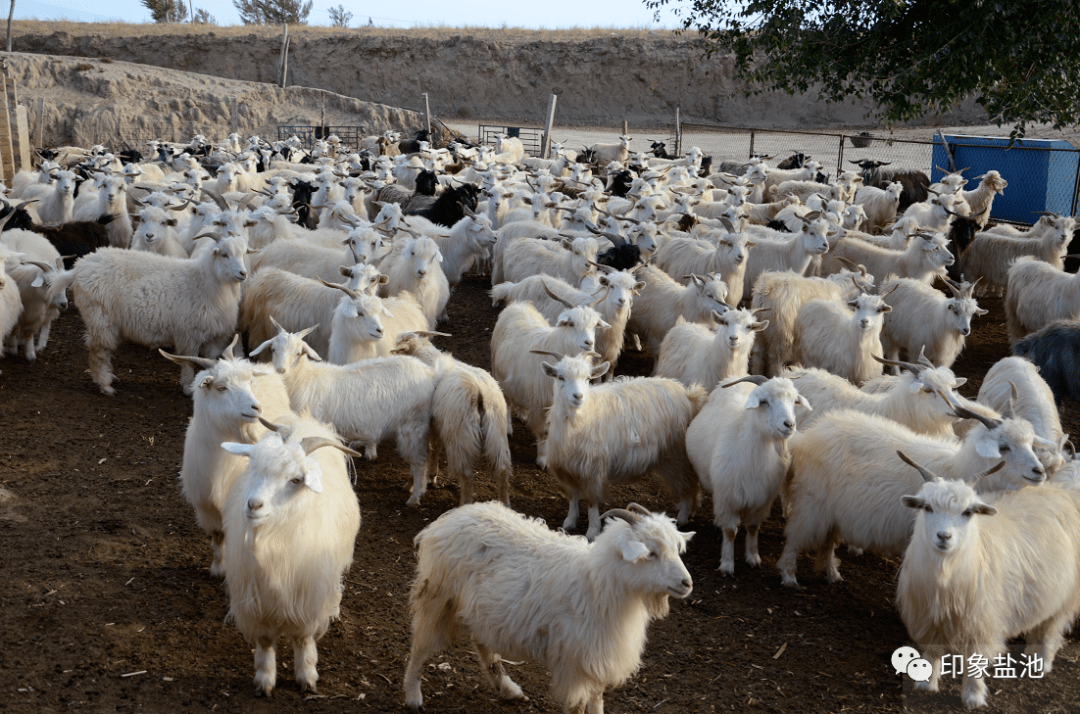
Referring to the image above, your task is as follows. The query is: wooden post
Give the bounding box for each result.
[229,97,238,135]
[622,119,628,136]
[320,95,326,135]
[421,92,431,134]
[34,96,42,149]
[278,24,290,89]
[0,81,13,181]
[541,93,558,160]
[14,103,28,171]
[937,129,957,172]
[6,0,14,53]
[674,106,680,156]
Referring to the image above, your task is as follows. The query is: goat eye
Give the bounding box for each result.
[962,509,973,517]
[924,505,933,513]
[216,385,227,392]
[291,475,303,484]
[999,445,1010,452]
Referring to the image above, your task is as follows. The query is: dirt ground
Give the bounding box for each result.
[2,274,1079,714]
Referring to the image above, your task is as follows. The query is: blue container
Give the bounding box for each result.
[931,135,1080,223]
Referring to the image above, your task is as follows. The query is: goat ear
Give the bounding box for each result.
[796,394,812,410]
[617,536,650,563]
[30,274,44,288]
[221,441,255,457]
[881,304,892,313]
[301,457,324,494]
[900,495,925,510]
[381,305,395,318]
[303,344,323,361]
[634,280,646,291]
[974,432,1002,459]
[744,392,762,409]
[752,319,769,331]
[971,502,997,516]
[339,265,351,277]
[591,361,610,380]
[541,361,558,378]
[953,377,967,387]
[199,376,214,390]
[378,274,389,284]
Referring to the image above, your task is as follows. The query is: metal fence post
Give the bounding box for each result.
[837,135,845,178]
[1072,152,1080,216]
[422,93,431,134]
[674,106,681,156]
[748,129,755,159]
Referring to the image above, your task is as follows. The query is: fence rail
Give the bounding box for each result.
[277,125,365,152]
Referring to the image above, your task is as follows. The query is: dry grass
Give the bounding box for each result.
[9,19,680,42]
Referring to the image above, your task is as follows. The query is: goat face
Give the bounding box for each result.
[901,479,994,554]
[197,361,267,430]
[212,234,251,283]
[556,306,609,353]
[714,308,766,352]
[743,377,807,439]
[223,434,325,526]
[847,293,891,332]
[603,513,694,599]
[541,353,608,411]
[405,237,443,281]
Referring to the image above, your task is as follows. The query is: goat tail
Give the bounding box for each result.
[479,385,513,505]
[47,268,77,305]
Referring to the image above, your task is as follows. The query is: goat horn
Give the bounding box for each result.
[167,197,194,211]
[258,417,283,432]
[541,280,575,309]
[1004,381,1019,419]
[966,460,1007,488]
[600,508,642,527]
[587,260,616,274]
[318,276,360,299]
[300,436,363,459]
[222,334,242,360]
[916,345,935,369]
[835,256,859,272]
[200,188,229,211]
[530,349,566,360]
[951,402,1002,431]
[625,502,652,516]
[193,230,225,242]
[413,330,452,338]
[26,259,55,273]
[872,354,922,373]
[897,451,939,482]
[158,348,217,371]
[721,375,769,388]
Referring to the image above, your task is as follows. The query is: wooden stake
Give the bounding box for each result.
[229,97,238,135]
[34,96,43,149]
[541,93,558,160]
[421,92,431,134]
[279,24,290,89]
[622,119,628,136]
[6,0,14,53]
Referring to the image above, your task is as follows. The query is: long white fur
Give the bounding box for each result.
[490,301,608,438]
[221,414,361,696]
[537,353,706,539]
[0,230,64,361]
[879,276,985,369]
[896,478,1080,708]
[853,182,903,234]
[403,501,694,712]
[1004,256,1080,342]
[250,327,439,505]
[391,332,513,506]
[21,170,76,225]
[48,234,250,395]
[977,356,1064,459]
[958,170,1008,229]
[740,218,834,303]
[825,232,953,283]
[687,377,808,575]
[791,292,890,385]
[962,217,1074,292]
[776,408,1051,587]
[654,308,765,390]
[749,268,874,376]
[626,266,730,356]
[653,232,751,304]
[498,235,600,289]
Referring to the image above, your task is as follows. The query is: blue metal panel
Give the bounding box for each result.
[931,135,1079,223]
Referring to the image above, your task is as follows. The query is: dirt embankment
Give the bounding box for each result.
[1,52,424,148]
[11,29,988,130]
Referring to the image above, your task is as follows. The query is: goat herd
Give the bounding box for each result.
[3,128,1080,712]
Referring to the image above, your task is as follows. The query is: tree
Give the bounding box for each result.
[646,0,1080,138]
[140,0,187,23]
[233,0,312,25]
[328,4,352,28]
[192,7,216,24]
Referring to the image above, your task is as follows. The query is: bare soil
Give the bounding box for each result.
[1,276,1078,714]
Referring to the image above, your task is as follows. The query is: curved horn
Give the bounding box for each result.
[222,333,242,360]
[541,279,574,309]
[258,417,283,432]
[897,451,939,482]
[835,256,859,272]
[236,192,258,212]
[872,354,922,374]
[200,188,230,211]
[600,508,642,527]
[951,402,1002,431]
[412,330,453,338]
[300,436,363,459]
[625,502,652,516]
[916,345,935,369]
[26,259,55,273]
[158,348,217,371]
[721,375,769,388]
[1003,381,1018,419]
[529,349,566,360]
[318,276,360,299]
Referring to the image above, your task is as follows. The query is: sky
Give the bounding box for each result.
[13,0,686,29]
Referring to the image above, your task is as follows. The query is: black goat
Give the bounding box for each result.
[414,169,439,197]
[1013,320,1080,406]
[1,202,114,268]
[118,149,143,165]
[1065,226,1080,274]
[945,215,981,282]
[650,141,671,159]
[607,170,634,198]
[777,153,808,170]
[399,129,435,155]
[404,183,480,227]
[766,219,792,233]
[597,243,641,271]
[850,159,929,211]
[290,179,317,230]
[697,155,713,177]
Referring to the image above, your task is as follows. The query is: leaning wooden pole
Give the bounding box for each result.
[6,0,15,53]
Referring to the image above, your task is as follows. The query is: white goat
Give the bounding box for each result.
[589,134,633,167]
[0,229,65,361]
[490,301,608,438]
[791,291,891,385]
[21,170,76,224]
[249,325,439,505]
[977,356,1066,474]
[391,331,513,506]
[73,173,133,248]
[627,266,731,356]
[686,376,809,575]
[435,212,498,288]
[741,218,834,302]
[896,469,1080,708]
[826,232,954,283]
[879,275,985,369]
[961,216,1074,292]
[749,264,874,376]
[537,352,706,539]
[777,405,1053,587]
[958,170,1008,228]
[403,502,693,712]
[48,232,250,395]
[161,341,291,576]
[378,234,450,326]
[653,231,752,305]
[0,246,24,370]
[1004,256,1080,342]
[221,414,362,696]
[655,308,766,390]
[498,235,600,289]
[853,182,903,234]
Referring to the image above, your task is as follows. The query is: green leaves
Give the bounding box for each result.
[645,0,1080,137]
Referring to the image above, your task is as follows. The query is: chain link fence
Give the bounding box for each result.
[474,123,678,161]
